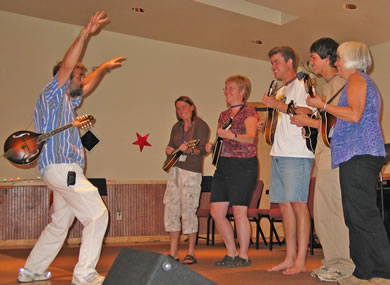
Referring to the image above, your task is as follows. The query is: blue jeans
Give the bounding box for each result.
[269,156,314,203]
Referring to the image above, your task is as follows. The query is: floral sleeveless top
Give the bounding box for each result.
[331,72,385,168]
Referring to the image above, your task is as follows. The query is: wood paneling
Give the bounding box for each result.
[0,183,211,243]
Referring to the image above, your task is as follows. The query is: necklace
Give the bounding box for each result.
[326,73,338,83]
[231,104,245,108]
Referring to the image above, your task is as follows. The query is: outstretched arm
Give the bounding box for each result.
[307,73,366,123]
[82,56,127,96]
[57,11,109,88]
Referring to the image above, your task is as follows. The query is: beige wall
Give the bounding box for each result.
[1,11,389,186]
[370,42,390,173]
[0,11,274,183]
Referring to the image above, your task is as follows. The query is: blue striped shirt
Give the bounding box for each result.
[34,75,84,174]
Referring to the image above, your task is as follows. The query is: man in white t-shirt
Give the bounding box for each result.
[262,46,314,275]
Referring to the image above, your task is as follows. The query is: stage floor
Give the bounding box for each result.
[0,241,331,285]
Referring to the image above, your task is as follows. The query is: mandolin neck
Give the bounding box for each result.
[37,123,74,143]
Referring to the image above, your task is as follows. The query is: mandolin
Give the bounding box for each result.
[264,80,278,145]
[162,139,200,172]
[3,115,95,166]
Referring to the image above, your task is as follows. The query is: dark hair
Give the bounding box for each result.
[268,46,298,71]
[52,61,87,79]
[310,38,339,67]
[175,96,197,121]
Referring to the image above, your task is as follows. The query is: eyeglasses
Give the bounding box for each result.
[223,87,237,92]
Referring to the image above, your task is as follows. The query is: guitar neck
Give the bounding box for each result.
[222,118,233,130]
[170,149,182,157]
[37,123,74,143]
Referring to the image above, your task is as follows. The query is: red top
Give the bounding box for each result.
[218,105,258,158]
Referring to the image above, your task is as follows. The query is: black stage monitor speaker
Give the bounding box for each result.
[103,248,216,285]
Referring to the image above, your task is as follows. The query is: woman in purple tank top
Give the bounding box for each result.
[307,41,389,284]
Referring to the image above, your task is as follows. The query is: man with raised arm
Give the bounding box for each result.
[17,11,126,285]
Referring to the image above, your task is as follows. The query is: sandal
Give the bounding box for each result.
[215,255,236,267]
[181,255,197,265]
[228,256,252,268]
[167,254,179,262]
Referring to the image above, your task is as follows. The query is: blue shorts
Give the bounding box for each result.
[269,156,314,203]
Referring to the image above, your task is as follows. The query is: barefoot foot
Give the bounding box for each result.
[267,261,294,272]
[282,264,307,275]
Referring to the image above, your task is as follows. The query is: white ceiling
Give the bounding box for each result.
[1,0,390,63]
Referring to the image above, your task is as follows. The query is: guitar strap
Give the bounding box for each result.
[229,104,246,125]
[326,84,345,105]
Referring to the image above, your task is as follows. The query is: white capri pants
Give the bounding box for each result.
[24,163,108,278]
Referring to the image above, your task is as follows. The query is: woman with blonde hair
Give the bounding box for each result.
[207,75,259,267]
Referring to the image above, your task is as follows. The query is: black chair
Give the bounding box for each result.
[196,176,214,245]
[265,202,284,251]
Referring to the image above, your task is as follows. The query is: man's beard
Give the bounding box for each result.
[69,85,84,98]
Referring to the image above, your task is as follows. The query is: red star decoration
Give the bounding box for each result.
[132,133,152,152]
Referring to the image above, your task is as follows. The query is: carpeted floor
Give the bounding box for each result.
[0,241,332,285]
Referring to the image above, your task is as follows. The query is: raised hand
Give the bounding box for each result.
[103,56,127,73]
[83,11,110,37]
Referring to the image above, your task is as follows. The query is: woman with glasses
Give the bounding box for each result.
[206,75,259,267]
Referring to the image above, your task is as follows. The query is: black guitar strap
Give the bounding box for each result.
[326,84,345,105]
[229,104,246,124]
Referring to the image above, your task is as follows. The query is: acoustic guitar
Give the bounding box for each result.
[264,80,279,145]
[162,139,200,172]
[319,85,344,147]
[302,73,318,153]
[3,115,94,166]
[320,111,336,147]
[211,117,233,166]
